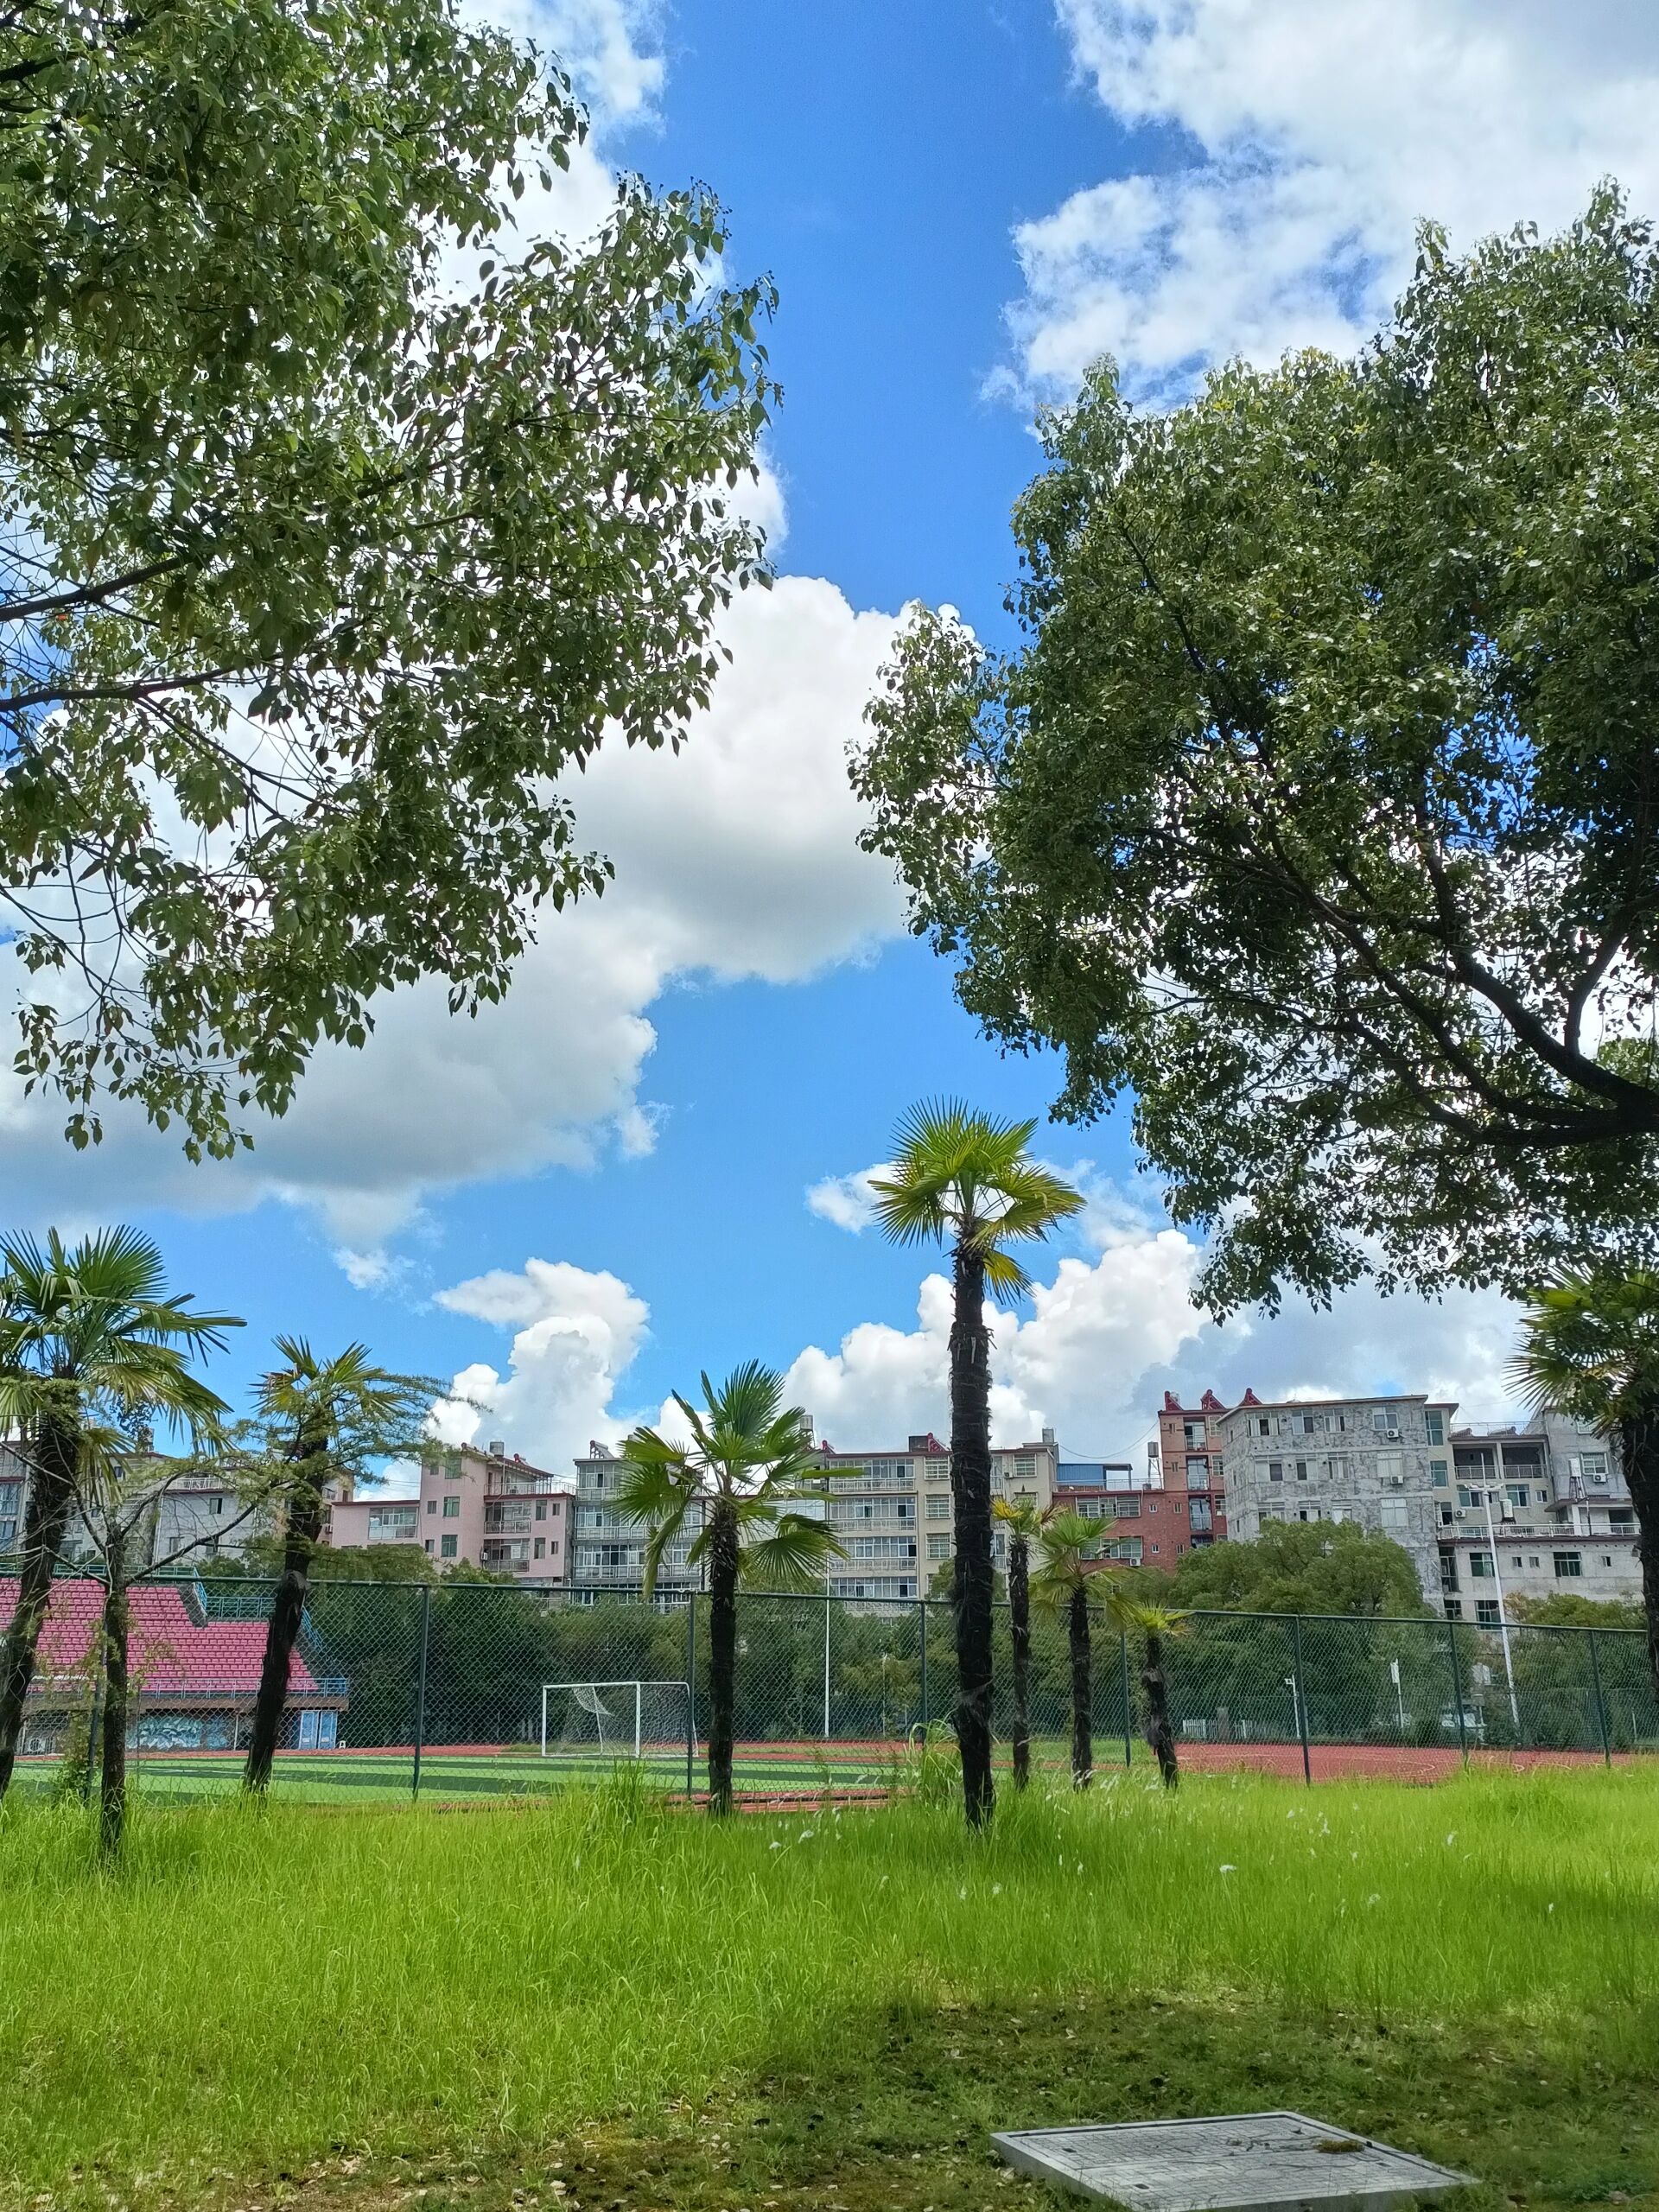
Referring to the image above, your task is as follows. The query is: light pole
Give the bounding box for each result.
[1283,1672,1300,1741]
[1474,1485,1521,1732]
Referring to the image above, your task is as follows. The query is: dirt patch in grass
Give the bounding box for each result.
[160,1996,1659,2212]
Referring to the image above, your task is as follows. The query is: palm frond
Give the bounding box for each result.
[739,1514,846,1593]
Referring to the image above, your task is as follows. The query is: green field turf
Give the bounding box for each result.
[3,1766,1659,2211]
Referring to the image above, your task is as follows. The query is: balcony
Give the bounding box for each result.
[486,1471,564,1497]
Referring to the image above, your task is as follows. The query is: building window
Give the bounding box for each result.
[1173,1498,1185,1515]
[1510,1556,1522,1570]
[1430,1459,1449,1488]
[442,1496,461,1519]
[440,1534,458,1559]
[1443,1599,1462,1619]
[1425,1410,1446,1445]
[1610,1510,1634,1532]
[1379,1500,1409,1531]
[533,1537,545,1560]
[926,1493,950,1520]
[1554,1552,1582,1580]
[1185,1454,1208,1483]
[1505,1484,1529,1510]
[927,1533,951,1561]
[1294,1459,1310,1482]
[1184,1420,1206,1446]
[535,1501,547,1522]
[1295,1507,1320,1522]
[1268,1460,1285,1483]
[427,1498,437,1515]
[1470,1552,1494,1578]
[1475,1600,1501,1627]
[1376,1453,1404,1482]
[423,1538,434,1554]
[1581,1452,1609,1480]
[1326,1456,1348,1480]
[1255,1416,1271,1437]
[1438,1551,1458,1592]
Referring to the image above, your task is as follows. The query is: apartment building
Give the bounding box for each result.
[565,1427,1061,1602]
[1149,1390,1230,1551]
[571,1440,706,1599]
[328,1439,569,1583]
[1052,1460,1185,1568]
[1213,1390,1458,1599]
[3,1435,283,1569]
[1437,1414,1639,1618]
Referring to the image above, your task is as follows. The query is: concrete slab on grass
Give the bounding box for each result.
[990,2111,1472,2211]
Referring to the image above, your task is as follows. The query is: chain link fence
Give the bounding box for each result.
[5,1570,1656,1804]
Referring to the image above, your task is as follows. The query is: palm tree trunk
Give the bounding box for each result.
[706,1498,739,1816]
[1621,1410,1659,1701]
[1009,1533,1031,1790]
[245,1447,327,1791]
[0,1417,78,1802]
[1068,1585,1092,1788]
[1141,1628,1179,1789]
[949,1243,995,1827]
[99,1533,130,1859]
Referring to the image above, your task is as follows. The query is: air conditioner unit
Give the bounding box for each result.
[1381,1427,1402,1442]
[1590,1469,1610,1486]
[1383,1474,1406,1489]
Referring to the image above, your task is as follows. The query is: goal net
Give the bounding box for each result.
[540,1679,693,1764]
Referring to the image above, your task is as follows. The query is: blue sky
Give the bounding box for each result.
[10,0,1651,1469]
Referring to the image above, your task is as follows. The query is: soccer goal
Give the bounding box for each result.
[540,1679,694,1766]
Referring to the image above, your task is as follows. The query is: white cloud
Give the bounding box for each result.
[429,1256,652,1472]
[1006,0,1659,400]
[805,1160,892,1234]
[0,578,906,1245]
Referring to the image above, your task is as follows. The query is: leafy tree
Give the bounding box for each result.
[993,1495,1042,1789]
[1508,1592,1643,1631]
[1167,1521,1431,1620]
[245,1341,435,1789]
[0,1228,237,1801]
[1513,1272,1659,1692]
[871,1104,1081,1826]
[2,0,775,1158]
[619,1363,843,1815]
[1031,1508,1108,1788]
[855,190,1659,1317]
[70,1443,266,1855]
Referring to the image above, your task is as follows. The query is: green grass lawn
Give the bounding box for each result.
[2,1766,1657,2211]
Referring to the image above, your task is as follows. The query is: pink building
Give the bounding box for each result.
[327,1439,570,1583]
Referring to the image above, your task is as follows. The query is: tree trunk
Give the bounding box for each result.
[950,1243,995,1827]
[1622,1410,1659,1704]
[0,1416,78,1802]
[706,1497,739,1816]
[245,1445,327,1791]
[1141,1628,1179,1789]
[99,1535,130,1859]
[1068,1585,1092,1789]
[1009,1533,1031,1790]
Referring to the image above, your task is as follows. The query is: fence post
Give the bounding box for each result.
[410,1583,432,1801]
[1120,1630,1133,1770]
[1446,1618,1468,1765]
[918,1596,928,1731]
[1292,1613,1312,1786]
[1588,1627,1612,1767]
[684,1595,696,1797]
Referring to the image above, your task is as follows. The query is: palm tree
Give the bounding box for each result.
[1121,1595,1185,1790]
[993,1495,1043,1789]
[245,1340,435,1791]
[1512,1271,1659,1697]
[871,1103,1082,1827]
[619,1362,845,1815]
[0,1228,238,1802]
[1032,1508,1110,1788]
